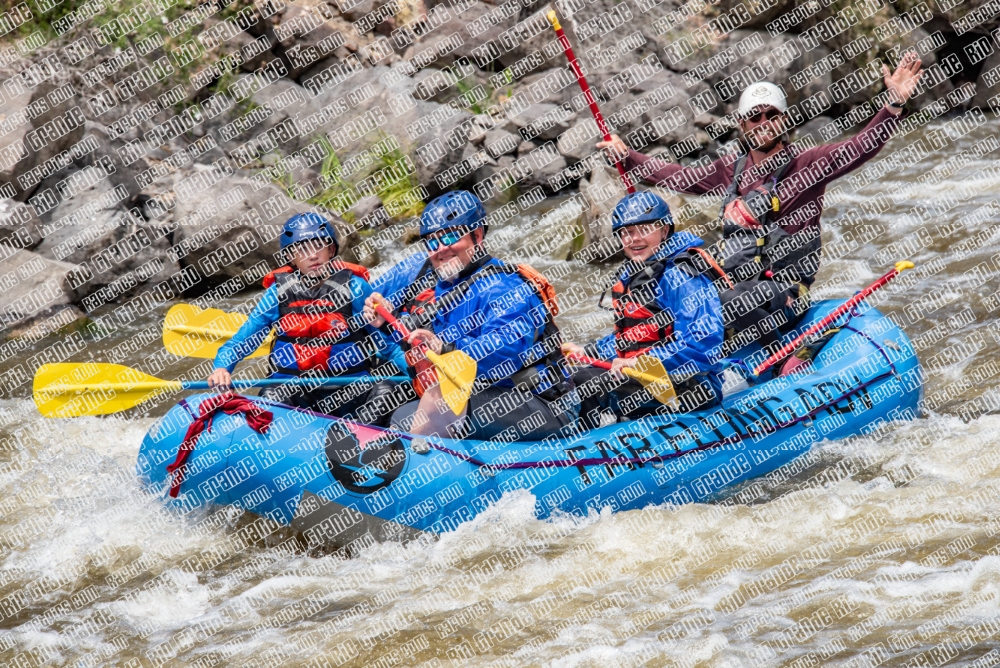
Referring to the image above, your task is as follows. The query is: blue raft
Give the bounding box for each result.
[137,300,923,549]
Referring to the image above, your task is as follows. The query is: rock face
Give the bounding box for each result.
[0,246,82,332]
[10,77,87,204]
[0,0,957,326]
[308,64,475,197]
[171,175,314,288]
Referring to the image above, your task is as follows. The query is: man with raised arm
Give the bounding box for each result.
[597,53,924,361]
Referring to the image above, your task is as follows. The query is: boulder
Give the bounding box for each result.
[271,3,357,78]
[598,69,707,149]
[973,49,1000,110]
[9,77,86,203]
[306,64,474,196]
[0,246,83,332]
[556,118,602,161]
[0,87,33,196]
[80,121,151,205]
[483,128,519,158]
[32,174,180,308]
[244,77,315,158]
[508,103,575,141]
[170,174,364,290]
[0,200,43,251]
[474,154,516,203]
[414,0,520,69]
[519,142,567,191]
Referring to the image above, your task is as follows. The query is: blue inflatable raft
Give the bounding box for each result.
[137,300,923,550]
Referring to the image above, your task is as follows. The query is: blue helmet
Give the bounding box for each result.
[611,192,674,235]
[280,213,339,254]
[419,191,487,237]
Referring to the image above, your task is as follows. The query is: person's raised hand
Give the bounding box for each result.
[364,293,387,327]
[561,342,586,359]
[408,329,444,354]
[207,368,232,391]
[596,134,628,162]
[883,50,924,109]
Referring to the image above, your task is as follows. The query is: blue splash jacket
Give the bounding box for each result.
[592,231,725,399]
[424,255,557,389]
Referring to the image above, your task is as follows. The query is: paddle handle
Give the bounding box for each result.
[374,302,411,338]
[546,10,635,194]
[753,261,915,376]
[374,301,468,389]
[569,352,612,370]
[568,353,664,386]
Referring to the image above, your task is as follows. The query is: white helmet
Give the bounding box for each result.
[737,82,787,118]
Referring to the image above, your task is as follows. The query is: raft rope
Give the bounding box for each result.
[167,393,273,497]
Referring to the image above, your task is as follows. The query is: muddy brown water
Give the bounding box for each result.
[2,122,1000,666]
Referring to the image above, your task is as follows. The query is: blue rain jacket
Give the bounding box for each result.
[214,273,407,377]
[592,231,725,399]
[425,256,558,389]
[370,250,431,310]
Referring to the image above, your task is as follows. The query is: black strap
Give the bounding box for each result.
[727,147,793,201]
[405,255,500,327]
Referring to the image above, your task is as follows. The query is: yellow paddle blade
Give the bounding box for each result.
[33,363,181,418]
[425,349,477,416]
[163,303,272,359]
[626,356,678,406]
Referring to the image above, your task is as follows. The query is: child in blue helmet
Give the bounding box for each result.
[363,191,574,441]
[207,213,409,426]
[561,192,725,429]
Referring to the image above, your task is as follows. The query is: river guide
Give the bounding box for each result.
[597,52,925,349]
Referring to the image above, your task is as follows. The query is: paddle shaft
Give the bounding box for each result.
[568,353,665,386]
[546,11,635,194]
[753,262,914,376]
[39,376,409,394]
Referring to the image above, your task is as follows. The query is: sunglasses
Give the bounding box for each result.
[423,228,468,252]
[742,107,782,123]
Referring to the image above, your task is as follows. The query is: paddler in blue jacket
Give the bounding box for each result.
[207,213,407,426]
[364,190,574,440]
[562,192,725,430]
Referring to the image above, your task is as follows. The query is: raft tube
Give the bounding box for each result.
[137,300,923,550]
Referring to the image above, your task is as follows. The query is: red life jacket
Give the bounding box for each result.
[611,258,676,358]
[262,262,374,376]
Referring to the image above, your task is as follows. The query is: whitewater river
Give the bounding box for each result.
[2,119,1000,667]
